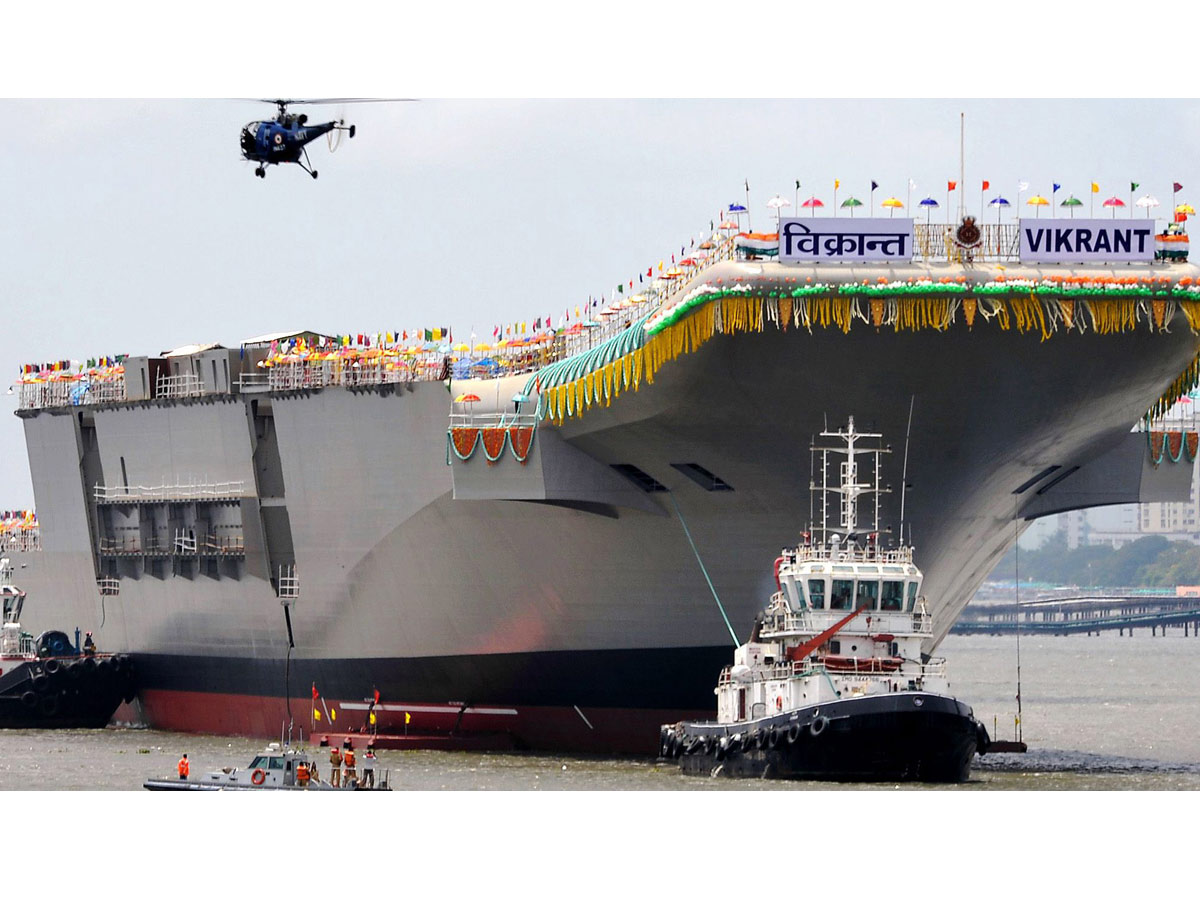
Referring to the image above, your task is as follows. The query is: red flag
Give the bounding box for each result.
[948,181,957,191]
[312,684,319,700]
[373,688,381,704]
[981,180,990,191]
[1174,182,1184,193]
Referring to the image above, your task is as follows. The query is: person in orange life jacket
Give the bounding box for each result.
[342,739,356,786]
[296,760,310,787]
[329,741,342,787]
[178,754,189,780]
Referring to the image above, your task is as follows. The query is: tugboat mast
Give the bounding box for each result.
[810,416,890,549]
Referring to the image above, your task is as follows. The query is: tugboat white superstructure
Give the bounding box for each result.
[660,417,987,782]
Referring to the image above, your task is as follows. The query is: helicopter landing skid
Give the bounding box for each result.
[297,147,318,180]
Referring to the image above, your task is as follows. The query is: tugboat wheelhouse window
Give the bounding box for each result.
[856,580,879,610]
[807,579,825,609]
[881,581,904,611]
[831,579,853,610]
[906,582,919,611]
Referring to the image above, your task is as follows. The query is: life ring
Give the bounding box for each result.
[775,696,783,711]
[810,715,829,737]
[251,769,266,785]
[787,722,803,744]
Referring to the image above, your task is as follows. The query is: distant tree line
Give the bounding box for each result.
[990,534,1200,588]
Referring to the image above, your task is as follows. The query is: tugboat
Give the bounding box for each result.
[0,558,136,727]
[143,738,392,790]
[660,418,988,782]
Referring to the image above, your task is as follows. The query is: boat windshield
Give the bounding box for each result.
[856,580,878,610]
[249,755,285,770]
[881,580,904,611]
[807,579,825,610]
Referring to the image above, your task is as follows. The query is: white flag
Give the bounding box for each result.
[908,178,917,190]
[1018,181,1029,193]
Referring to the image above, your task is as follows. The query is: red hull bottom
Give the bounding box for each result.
[132,689,705,755]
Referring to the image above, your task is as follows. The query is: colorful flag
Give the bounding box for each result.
[374,688,380,704]
[1131,182,1139,191]
[312,684,319,700]
[834,179,840,189]
[982,180,990,191]
[1018,181,1029,192]
[1091,182,1100,193]
[1053,183,1061,193]
[870,181,878,192]
[1175,182,1184,193]
[948,181,957,191]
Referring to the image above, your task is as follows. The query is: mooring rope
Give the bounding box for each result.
[668,493,739,647]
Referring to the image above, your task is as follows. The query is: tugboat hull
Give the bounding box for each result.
[665,693,984,783]
[0,655,136,729]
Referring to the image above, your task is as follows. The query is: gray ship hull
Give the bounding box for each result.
[12,262,1199,751]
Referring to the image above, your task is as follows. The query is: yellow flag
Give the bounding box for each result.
[1091,182,1100,193]
[658,261,663,271]
[314,709,322,721]
[834,179,840,189]
[369,712,376,725]
[405,712,411,725]
[330,708,337,722]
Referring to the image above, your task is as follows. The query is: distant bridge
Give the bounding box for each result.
[952,593,1200,636]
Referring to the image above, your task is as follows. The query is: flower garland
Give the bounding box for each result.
[446,426,536,466]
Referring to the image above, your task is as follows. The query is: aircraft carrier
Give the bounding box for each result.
[9,216,1200,752]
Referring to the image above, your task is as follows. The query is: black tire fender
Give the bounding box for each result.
[39,694,59,717]
[787,722,803,744]
[767,726,781,749]
[31,673,49,692]
[21,691,38,709]
[810,715,829,737]
[44,658,61,675]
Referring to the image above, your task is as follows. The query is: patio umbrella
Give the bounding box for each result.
[1175,203,1196,217]
[766,196,791,223]
[801,196,824,218]
[1026,195,1049,218]
[454,393,481,403]
[1060,195,1083,218]
[918,196,939,224]
[1135,195,1160,218]
[698,240,715,249]
[988,196,1010,223]
[1102,196,1125,218]
[453,343,470,353]
[473,343,491,352]
[840,196,863,218]
[881,197,904,218]
[718,220,740,231]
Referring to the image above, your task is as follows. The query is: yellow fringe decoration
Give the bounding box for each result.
[540,292,1200,426]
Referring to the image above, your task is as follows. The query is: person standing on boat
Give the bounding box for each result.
[342,740,356,786]
[83,631,96,656]
[296,760,310,788]
[360,744,376,788]
[177,754,189,780]
[329,741,342,787]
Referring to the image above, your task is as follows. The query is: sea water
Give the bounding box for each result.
[1,631,1197,791]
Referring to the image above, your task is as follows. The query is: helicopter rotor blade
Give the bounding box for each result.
[255,98,417,106]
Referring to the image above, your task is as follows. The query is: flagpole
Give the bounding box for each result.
[959,112,965,221]
[833,181,838,217]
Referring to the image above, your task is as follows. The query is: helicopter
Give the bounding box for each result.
[240,99,359,179]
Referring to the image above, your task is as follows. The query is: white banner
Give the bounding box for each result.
[1019,218,1155,263]
[779,218,914,263]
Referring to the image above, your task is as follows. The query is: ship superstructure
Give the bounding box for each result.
[8,211,1200,751]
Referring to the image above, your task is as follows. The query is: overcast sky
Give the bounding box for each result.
[2,97,1198,505]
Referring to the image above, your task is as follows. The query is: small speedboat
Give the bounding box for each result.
[143,740,392,791]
